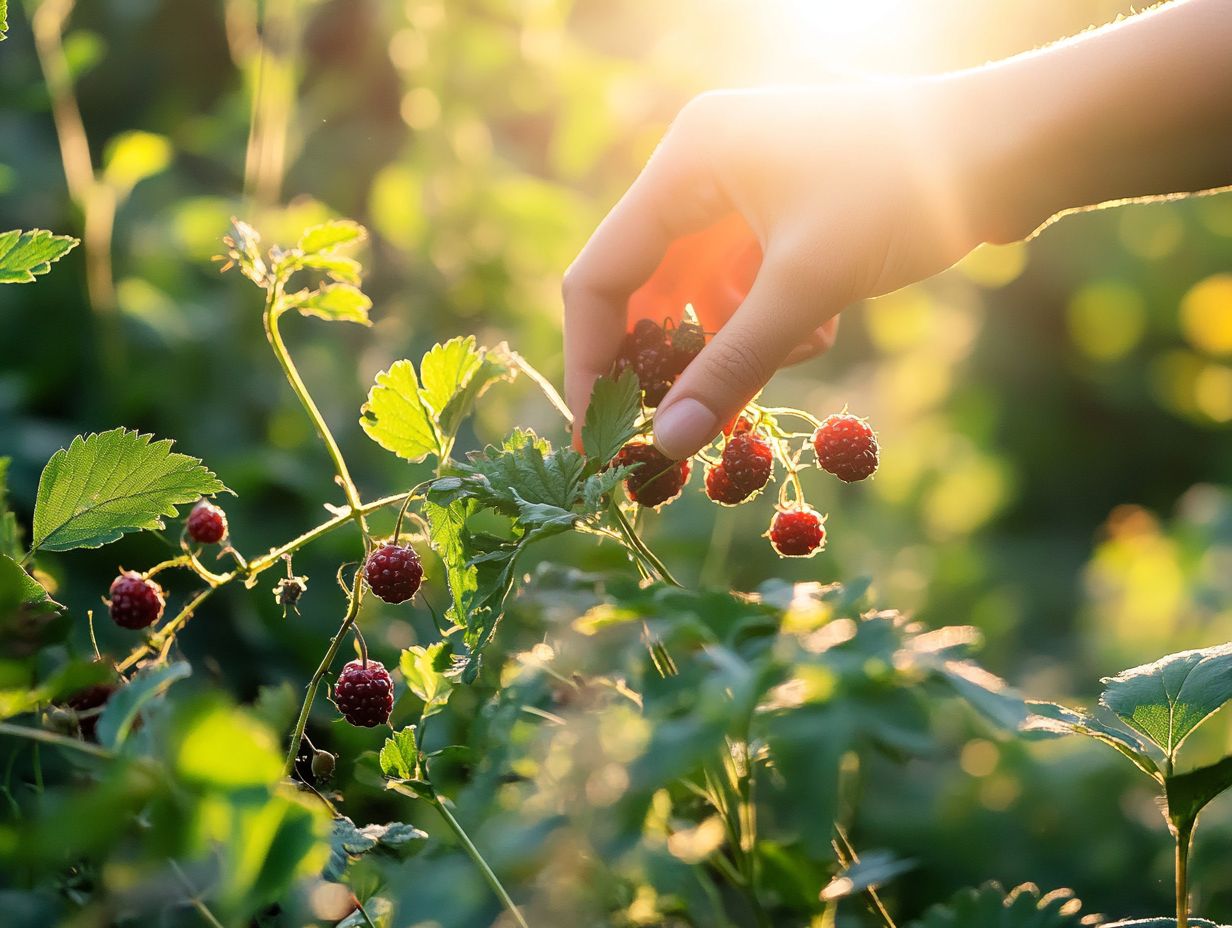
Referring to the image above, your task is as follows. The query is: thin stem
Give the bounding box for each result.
[263,293,369,540]
[0,722,113,760]
[429,792,530,928]
[835,824,896,928]
[510,351,573,425]
[609,502,682,588]
[87,610,102,662]
[169,859,226,928]
[1176,823,1193,928]
[281,572,364,776]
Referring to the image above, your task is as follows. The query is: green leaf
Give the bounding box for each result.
[297,220,366,255]
[1023,700,1161,781]
[0,457,22,559]
[1100,644,1232,759]
[326,815,427,881]
[419,337,485,418]
[297,252,361,285]
[0,229,79,284]
[1165,755,1232,833]
[1,1,7,41]
[0,553,60,620]
[379,727,418,780]
[288,283,372,325]
[907,882,1094,928]
[425,499,477,627]
[399,643,454,719]
[820,850,915,902]
[102,131,172,195]
[31,429,227,553]
[0,659,111,721]
[581,370,642,467]
[97,661,191,748]
[360,360,442,463]
[438,343,515,442]
[460,430,587,512]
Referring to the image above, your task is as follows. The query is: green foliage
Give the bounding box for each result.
[1,0,7,40]
[0,230,78,284]
[0,658,111,720]
[400,642,454,718]
[0,552,59,619]
[581,370,643,466]
[1025,700,1162,780]
[907,882,1096,928]
[325,816,427,881]
[30,428,226,553]
[379,727,419,781]
[96,661,191,749]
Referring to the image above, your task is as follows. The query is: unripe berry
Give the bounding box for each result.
[363,544,423,605]
[107,572,165,629]
[186,499,228,544]
[334,660,394,728]
[311,749,337,780]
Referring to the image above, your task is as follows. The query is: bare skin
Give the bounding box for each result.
[562,0,1232,460]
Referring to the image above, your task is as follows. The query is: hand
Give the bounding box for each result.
[563,81,987,459]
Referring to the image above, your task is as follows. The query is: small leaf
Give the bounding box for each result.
[1,1,7,41]
[31,429,227,553]
[297,252,361,285]
[438,343,515,442]
[360,360,442,463]
[0,553,61,619]
[0,229,79,284]
[424,499,477,627]
[289,283,372,325]
[399,643,454,718]
[298,220,366,256]
[581,370,642,467]
[1165,755,1232,833]
[1101,644,1232,759]
[907,882,1094,928]
[97,661,192,748]
[379,727,418,780]
[102,131,172,195]
[1023,700,1161,781]
[820,850,915,902]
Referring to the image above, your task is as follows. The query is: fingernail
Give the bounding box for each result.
[653,398,719,460]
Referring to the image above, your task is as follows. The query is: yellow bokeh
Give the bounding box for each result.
[923,452,1011,539]
[1180,274,1232,356]
[863,287,934,354]
[957,242,1027,289]
[1067,279,1147,361]
[1194,363,1232,423]
[1118,206,1183,260]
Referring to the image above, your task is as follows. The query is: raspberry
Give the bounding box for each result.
[669,320,705,374]
[724,415,754,437]
[632,344,672,384]
[107,572,165,629]
[812,413,879,482]
[363,543,423,604]
[768,506,827,557]
[615,442,690,508]
[631,318,665,347]
[334,659,394,727]
[719,432,773,499]
[641,379,672,408]
[186,499,228,544]
[66,683,117,741]
[704,465,746,505]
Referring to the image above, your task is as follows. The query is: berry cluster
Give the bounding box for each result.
[704,428,773,506]
[614,317,706,407]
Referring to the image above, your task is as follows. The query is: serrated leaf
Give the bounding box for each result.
[1023,700,1161,780]
[820,850,915,902]
[581,370,642,467]
[298,220,366,256]
[419,337,485,417]
[1101,644,1232,759]
[907,882,1093,928]
[0,553,60,620]
[425,499,477,627]
[439,343,515,441]
[289,283,372,325]
[360,360,442,463]
[580,467,631,515]
[379,727,418,780]
[0,229,79,284]
[460,431,586,512]
[97,661,191,748]
[325,815,424,881]
[31,429,226,553]
[399,642,454,718]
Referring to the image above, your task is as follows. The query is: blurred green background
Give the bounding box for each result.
[1,0,1231,922]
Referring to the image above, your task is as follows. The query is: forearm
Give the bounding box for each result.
[945,0,1232,243]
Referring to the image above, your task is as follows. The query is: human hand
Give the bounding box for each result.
[563,82,987,459]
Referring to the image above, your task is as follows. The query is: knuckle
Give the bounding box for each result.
[699,337,773,399]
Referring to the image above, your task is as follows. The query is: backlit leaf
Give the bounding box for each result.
[379,727,418,780]
[289,283,372,325]
[0,229,78,284]
[581,370,642,467]
[360,360,442,462]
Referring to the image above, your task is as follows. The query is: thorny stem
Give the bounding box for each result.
[0,722,113,760]
[428,791,531,928]
[281,569,365,776]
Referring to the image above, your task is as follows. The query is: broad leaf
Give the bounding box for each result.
[360,360,441,462]
[424,499,477,627]
[581,370,642,467]
[907,882,1093,928]
[820,850,915,902]
[419,337,485,418]
[97,661,192,748]
[288,283,372,325]
[298,220,366,255]
[1101,644,1232,758]
[459,430,586,512]
[439,343,515,441]
[1165,755,1232,833]
[31,429,226,552]
[1023,700,1161,780]
[0,229,78,284]
[0,553,60,619]
[0,659,112,721]
[399,642,454,718]
[325,816,427,881]
[379,727,418,780]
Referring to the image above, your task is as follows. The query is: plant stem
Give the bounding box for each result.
[509,351,573,425]
[1176,823,1193,928]
[609,503,682,588]
[263,291,369,541]
[428,792,530,928]
[281,572,364,775]
[0,722,113,760]
[169,859,226,928]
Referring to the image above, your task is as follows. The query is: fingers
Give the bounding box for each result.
[652,251,846,460]
[782,316,841,367]
[563,97,732,446]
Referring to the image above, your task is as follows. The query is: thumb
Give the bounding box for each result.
[651,253,844,460]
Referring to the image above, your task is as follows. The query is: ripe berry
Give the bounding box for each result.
[66,683,117,741]
[631,318,665,347]
[107,572,165,629]
[704,465,746,505]
[641,379,672,408]
[812,413,879,482]
[615,442,690,508]
[719,432,773,499]
[768,506,827,557]
[334,659,394,727]
[669,320,705,373]
[186,498,228,544]
[724,415,754,437]
[363,543,423,604]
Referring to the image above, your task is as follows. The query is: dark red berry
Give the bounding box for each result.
[107,572,165,629]
[641,379,672,408]
[631,318,665,347]
[719,432,773,499]
[66,683,117,741]
[632,344,672,384]
[186,499,228,544]
[704,465,746,505]
[333,659,394,727]
[768,506,826,557]
[723,415,754,437]
[669,320,705,373]
[363,543,423,604]
[812,413,879,482]
[615,442,690,508]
